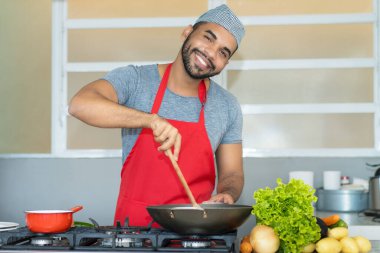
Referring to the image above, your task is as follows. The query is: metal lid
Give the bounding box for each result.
[317,188,367,194]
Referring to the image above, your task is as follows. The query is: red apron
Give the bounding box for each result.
[114,63,216,226]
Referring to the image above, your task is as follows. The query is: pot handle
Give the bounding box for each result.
[70,206,83,213]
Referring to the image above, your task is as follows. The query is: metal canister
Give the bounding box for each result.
[369,168,380,210]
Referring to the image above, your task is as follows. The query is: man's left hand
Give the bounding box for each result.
[206,193,234,204]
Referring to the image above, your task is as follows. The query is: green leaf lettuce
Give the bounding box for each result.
[252,178,320,253]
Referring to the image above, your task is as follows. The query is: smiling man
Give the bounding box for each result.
[69,4,245,226]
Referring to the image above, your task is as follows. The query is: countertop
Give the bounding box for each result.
[316,211,380,240]
[316,211,380,252]
[316,211,380,226]
[1,212,379,253]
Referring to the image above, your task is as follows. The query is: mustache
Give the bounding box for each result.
[192,48,215,70]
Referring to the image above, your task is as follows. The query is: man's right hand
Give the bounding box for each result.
[150,114,181,161]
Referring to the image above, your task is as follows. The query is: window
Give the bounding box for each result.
[2,0,378,158]
[52,0,380,157]
[226,0,379,156]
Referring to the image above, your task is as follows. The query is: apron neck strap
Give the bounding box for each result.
[151,63,207,114]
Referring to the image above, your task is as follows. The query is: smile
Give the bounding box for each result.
[194,51,212,70]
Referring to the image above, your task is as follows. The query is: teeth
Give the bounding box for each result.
[196,54,207,68]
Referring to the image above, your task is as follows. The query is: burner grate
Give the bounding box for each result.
[362,209,380,222]
[0,224,237,252]
[156,230,237,252]
[0,227,74,250]
[74,227,157,251]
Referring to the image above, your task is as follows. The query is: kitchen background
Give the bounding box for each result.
[1,0,380,238]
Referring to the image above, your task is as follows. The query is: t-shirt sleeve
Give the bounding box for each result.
[220,97,243,144]
[101,65,139,105]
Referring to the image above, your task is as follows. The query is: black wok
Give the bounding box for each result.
[147,203,252,235]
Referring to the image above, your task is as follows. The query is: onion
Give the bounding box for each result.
[249,224,280,253]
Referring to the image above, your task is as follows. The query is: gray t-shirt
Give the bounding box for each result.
[102,64,242,163]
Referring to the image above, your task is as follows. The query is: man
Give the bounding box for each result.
[69,4,245,226]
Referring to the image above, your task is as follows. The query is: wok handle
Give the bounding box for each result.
[166,150,202,209]
[70,206,83,213]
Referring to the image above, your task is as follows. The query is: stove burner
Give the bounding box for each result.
[90,217,153,234]
[117,237,143,248]
[31,237,53,246]
[181,239,211,248]
[30,236,71,247]
[100,234,143,248]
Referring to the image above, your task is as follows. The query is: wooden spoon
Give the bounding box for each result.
[165,150,205,212]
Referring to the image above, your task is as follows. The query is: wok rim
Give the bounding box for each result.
[147,203,252,210]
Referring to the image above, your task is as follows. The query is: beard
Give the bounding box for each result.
[181,36,220,79]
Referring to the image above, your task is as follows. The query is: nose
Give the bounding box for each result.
[203,44,218,61]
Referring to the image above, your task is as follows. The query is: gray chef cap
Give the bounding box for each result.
[195,4,245,47]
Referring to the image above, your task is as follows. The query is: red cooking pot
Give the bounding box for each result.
[25,206,83,233]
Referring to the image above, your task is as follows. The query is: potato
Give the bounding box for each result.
[316,237,342,253]
[302,243,316,253]
[353,236,372,253]
[340,237,359,253]
[328,227,349,240]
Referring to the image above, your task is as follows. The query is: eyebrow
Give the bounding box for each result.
[205,30,232,58]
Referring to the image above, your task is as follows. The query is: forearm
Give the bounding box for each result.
[70,94,153,129]
[69,80,182,159]
[216,172,244,202]
[68,80,155,129]
[214,143,244,203]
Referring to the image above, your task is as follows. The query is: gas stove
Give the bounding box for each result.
[363,209,380,222]
[0,219,237,253]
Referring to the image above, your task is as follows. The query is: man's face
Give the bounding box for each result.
[181,22,237,79]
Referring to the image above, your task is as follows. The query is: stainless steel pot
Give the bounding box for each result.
[316,188,368,212]
[369,168,380,210]
[147,204,252,235]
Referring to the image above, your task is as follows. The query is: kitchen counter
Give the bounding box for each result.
[0,252,193,253]
[317,211,380,252]
[0,251,227,253]
[316,211,380,240]
[1,213,379,253]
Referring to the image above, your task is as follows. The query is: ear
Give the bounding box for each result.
[181,25,193,40]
